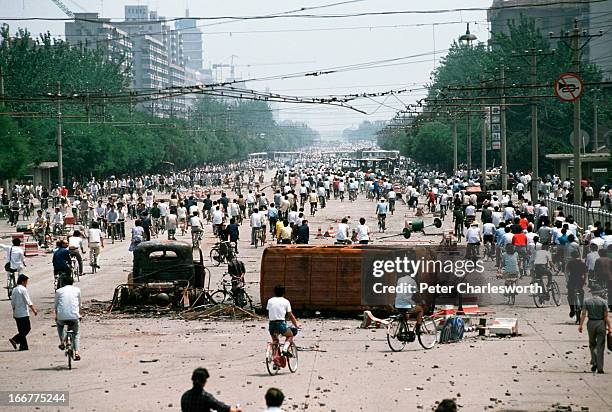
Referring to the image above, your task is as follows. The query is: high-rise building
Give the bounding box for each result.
[65,13,133,72]
[488,0,612,79]
[175,9,204,71]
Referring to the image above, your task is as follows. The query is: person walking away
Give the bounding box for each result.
[55,276,82,360]
[279,221,292,245]
[181,367,241,412]
[9,275,37,351]
[87,221,104,270]
[578,286,611,373]
[591,245,612,310]
[167,211,178,240]
[2,238,27,288]
[453,206,464,242]
[566,250,587,324]
[263,388,286,412]
[129,220,145,252]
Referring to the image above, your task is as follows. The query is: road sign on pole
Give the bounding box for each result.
[554,73,583,102]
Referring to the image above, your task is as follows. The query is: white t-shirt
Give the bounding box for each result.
[68,236,84,250]
[11,284,33,318]
[88,228,102,244]
[466,227,481,244]
[212,210,224,225]
[483,223,496,236]
[2,244,25,271]
[267,296,292,321]
[356,224,369,241]
[336,223,349,241]
[55,285,81,321]
[189,216,203,230]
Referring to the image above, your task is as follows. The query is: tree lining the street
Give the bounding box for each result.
[0,27,318,182]
[378,17,611,175]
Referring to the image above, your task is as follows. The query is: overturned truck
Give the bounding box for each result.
[112,240,207,308]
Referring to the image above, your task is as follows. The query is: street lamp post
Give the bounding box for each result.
[459,24,477,179]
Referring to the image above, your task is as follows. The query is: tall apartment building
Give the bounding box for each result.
[175,9,204,71]
[65,5,207,117]
[488,0,612,79]
[65,13,133,72]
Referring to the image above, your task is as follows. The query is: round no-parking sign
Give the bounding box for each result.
[554,73,583,102]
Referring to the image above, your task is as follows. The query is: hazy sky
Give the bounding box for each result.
[1,0,490,137]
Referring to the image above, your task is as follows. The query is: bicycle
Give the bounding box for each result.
[54,271,73,291]
[265,340,298,375]
[90,249,98,274]
[530,275,560,308]
[209,273,253,310]
[60,320,78,370]
[377,214,386,233]
[210,241,238,266]
[386,313,439,351]
[6,271,16,299]
[192,230,203,249]
[70,255,81,283]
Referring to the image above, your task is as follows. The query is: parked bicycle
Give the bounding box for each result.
[210,241,238,266]
[210,273,253,310]
[386,313,439,351]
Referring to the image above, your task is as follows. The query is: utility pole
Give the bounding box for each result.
[466,114,472,178]
[56,82,64,187]
[481,107,487,189]
[500,65,508,192]
[593,91,598,152]
[551,20,602,204]
[0,66,5,110]
[512,41,553,202]
[452,118,458,174]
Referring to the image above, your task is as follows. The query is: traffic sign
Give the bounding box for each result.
[554,73,583,102]
[569,129,590,150]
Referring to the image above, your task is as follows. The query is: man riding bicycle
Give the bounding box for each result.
[33,209,48,247]
[189,211,204,245]
[55,275,82,361]
[394,273,424,333]
[376,198,388,231]
[267,284,301,355]
[52,239,72,288]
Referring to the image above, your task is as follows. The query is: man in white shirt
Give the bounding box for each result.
[87,221,104,269]
[267,284,301,354]
[9,275,37,351]
[356,218,370,244]
[211,206,224,236]
[250,208,262,246]
[336,217,351,244]
[55,276,82,360]
[2,238,26,279]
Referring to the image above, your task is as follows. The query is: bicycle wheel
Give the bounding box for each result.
[7,275,14,299]
[266,344,280,376]
[418,318,439,350]
[386,318,406,352]
[550,280,561,306]
[532,280,543,308]
[210,248,222,266]
[66,337,72,370]
[287,342,299,373]
[209,290,227,305]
